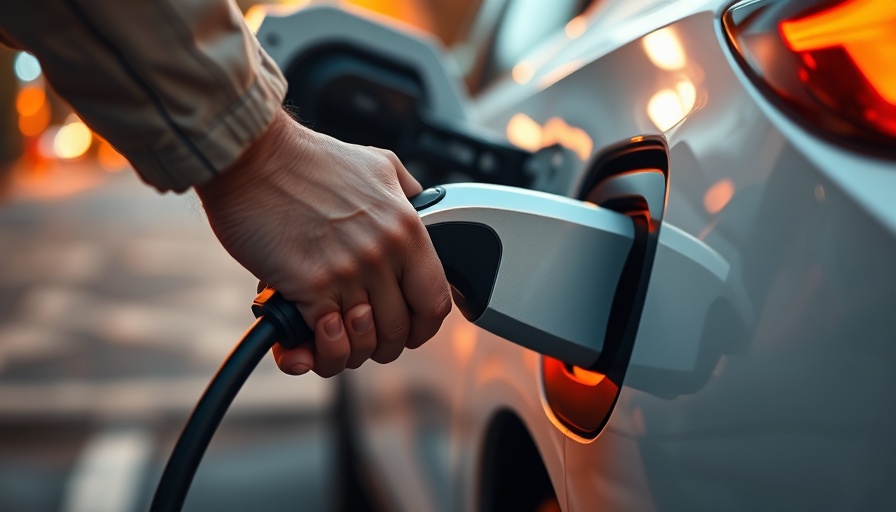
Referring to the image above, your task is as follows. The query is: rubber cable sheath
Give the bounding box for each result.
[150,316,280,511]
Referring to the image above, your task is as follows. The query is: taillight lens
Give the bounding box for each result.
[723,0,896,154]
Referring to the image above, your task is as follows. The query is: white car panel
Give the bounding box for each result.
[353,310,570,512]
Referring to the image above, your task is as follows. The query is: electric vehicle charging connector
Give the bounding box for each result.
[150,184,639,511]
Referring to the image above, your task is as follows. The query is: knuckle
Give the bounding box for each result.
[331,259,359,282]
[328,341,352,363]
[411,285,452,321]
[369,148,394,171]
[382,224,408,250]
[399,210,422,232]
[351,334,377,356]
[380,149,399,167]
[428,290,453,321]
[358,242,385,267]
[381,320,410,345]
[384,213,420,249]
[306,273,333,295]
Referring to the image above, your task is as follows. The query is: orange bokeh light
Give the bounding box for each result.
[11,162,103,200]
[450,319,478,364]
[643,27,687,71]
[512,61,535,84]
[505,113,543,152]
[704,178,735,215]
[16,86,46,117]
[244,5,267,34]
[345,0,431,33]
[18,102,51,137]
[243,1,311,34]
[565,16,587,39]
[647,79,697,132]
[97,139,129,172]
[54,121,93,160]
[541,117,592,160]
[505,113,593,160]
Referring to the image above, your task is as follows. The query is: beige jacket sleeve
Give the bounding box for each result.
[1,0,287,192]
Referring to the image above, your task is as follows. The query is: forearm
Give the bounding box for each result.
[1,0,287,192]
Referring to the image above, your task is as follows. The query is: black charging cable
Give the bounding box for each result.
[150,287,310,512]
[150,189,447,511]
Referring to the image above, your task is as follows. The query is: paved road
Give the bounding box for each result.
[0,160,337,512]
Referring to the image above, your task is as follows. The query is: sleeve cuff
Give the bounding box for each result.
[131,45,287,193]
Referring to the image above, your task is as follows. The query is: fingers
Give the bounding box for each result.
[401,224,452,349]
[272,309,353,378]
[271,304,375,376]
[250,139,448,378]
[368,275,412,364]
[379,152,449,351]
[276,262,447,377]
[311,311,353,377]
[272,218,448,376]
[272,343,314,376]
[344,303,376,369]
[271,264,448,377]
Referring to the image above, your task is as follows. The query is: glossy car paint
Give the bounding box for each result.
[263,1,896,510]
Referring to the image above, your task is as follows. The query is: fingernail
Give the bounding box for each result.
[350,307,373,335]
[324,315,343,339]
[290,363,310,375]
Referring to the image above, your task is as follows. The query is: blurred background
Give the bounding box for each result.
[0,1,481,511]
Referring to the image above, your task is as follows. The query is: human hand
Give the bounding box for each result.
[195,110,451,377]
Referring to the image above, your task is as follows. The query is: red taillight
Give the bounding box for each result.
[723,0,896,154]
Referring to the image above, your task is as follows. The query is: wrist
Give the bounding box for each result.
[195,109,310,203]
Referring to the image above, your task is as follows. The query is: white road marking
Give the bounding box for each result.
[61,427,153,512]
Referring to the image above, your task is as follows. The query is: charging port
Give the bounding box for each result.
[541,136,669,439]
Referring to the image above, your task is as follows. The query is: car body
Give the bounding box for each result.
[258,1,896,510]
